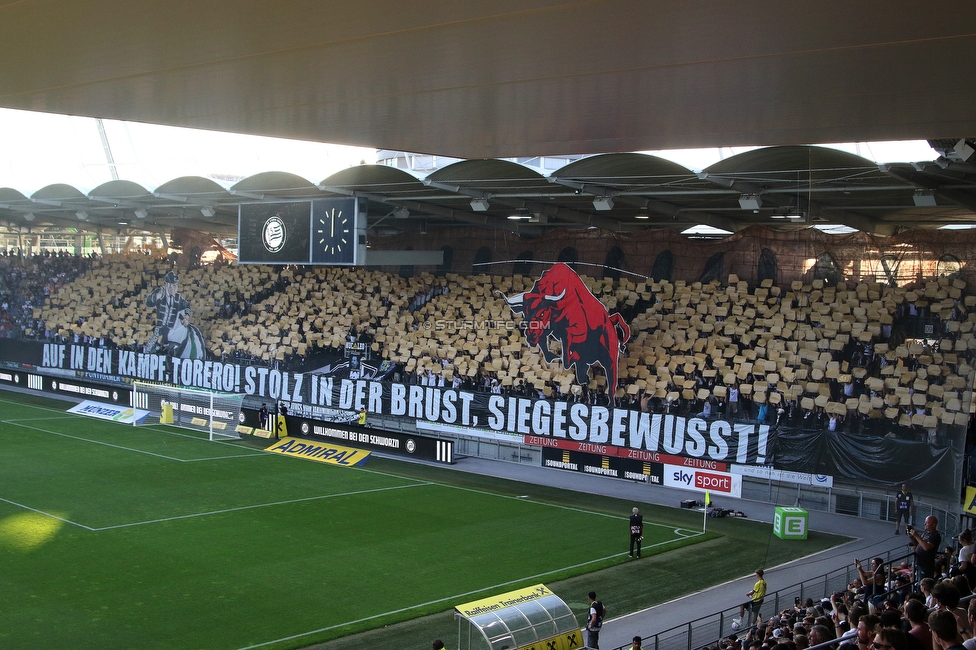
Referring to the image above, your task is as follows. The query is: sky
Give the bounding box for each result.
[0,107,939,197]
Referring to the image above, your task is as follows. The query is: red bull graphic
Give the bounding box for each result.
[502,263,630,388]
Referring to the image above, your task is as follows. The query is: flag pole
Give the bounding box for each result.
[703,489,710,532]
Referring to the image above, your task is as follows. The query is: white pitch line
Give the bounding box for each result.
[432,480,683,531]
[0,418,266,463]
[181,452,269,462]
[0,396,80,415]
[237,531,706,650]
[90,482,433,531]
[0,396,261,451]
[2,420,191,461]
[0,496,94,531]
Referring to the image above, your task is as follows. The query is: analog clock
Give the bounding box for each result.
[312,199,357,265]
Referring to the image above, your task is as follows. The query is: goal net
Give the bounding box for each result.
[132,382,244,441]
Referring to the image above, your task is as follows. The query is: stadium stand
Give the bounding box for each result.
[10,251,974,437]
[637,548,976,650]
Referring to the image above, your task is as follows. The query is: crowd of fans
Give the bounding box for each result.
[1,250,973,440]
[0,250,95,339]
[720,553,976,650]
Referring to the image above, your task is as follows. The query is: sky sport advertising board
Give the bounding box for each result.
[540,447,742,497]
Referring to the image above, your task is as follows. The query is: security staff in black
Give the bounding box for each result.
[629,507,644,558]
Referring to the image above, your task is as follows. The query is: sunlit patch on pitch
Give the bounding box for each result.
[0,512,65,551]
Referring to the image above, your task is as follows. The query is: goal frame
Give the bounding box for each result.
[131,381,243,441]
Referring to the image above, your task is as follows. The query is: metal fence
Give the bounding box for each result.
[609,551,916,650]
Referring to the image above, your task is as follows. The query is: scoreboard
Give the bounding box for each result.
[238,198,366,265]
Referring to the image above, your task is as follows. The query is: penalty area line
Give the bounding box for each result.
[90,481,433,531]
[0,419,265,463]
[0,496,95,531]
[1,420,191,461]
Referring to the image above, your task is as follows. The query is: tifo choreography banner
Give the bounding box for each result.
[0,339,961,486]
[13,341,773,465]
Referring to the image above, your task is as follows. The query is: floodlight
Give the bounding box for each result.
[200,206,216,217]
[76,210,88,220]
[738,194,762,210]
[393,207,410,219]
[592,196,614,211]
[954,138,975,162]
[912,190,937,207]
[470,198,490,212]
[134,208,148,219]
[23,212,35,222]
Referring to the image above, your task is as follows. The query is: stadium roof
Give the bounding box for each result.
[1,2,974,160]
[2,3,975,240]
[2,146,975,239]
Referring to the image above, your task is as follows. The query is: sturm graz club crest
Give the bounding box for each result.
[263,215,287,253]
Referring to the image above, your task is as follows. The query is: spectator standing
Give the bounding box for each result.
[894,484,914,534]
[956,530,976,586]
[631,637,643,649]
[358,406,367,427]
[258,403,269,430]
[734,569,767,629]
[629,507,644,558]
[432,640,446,650]
[909,516,942,581]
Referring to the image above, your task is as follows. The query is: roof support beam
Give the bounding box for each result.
[493,197,621,232]
[616,196,744,233]
[886,168,976,213]
[319,184,539,236]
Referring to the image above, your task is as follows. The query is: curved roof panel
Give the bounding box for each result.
[0,188,29,203]
[155,176,231,196]
[231,171,317,196]
[321,165,427,195]
[555,152,694,179]
[1,146,975,239]
[32,184,87,202]
[89,180,154,200]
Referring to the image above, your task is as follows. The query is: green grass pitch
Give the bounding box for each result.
[0,392,846,649]
[0,394,699,649]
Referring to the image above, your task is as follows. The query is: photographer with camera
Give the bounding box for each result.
[908,516,942,582]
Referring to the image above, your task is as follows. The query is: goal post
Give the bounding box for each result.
[132,382,244,441]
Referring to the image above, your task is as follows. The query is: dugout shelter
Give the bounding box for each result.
[454,584,583,650]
